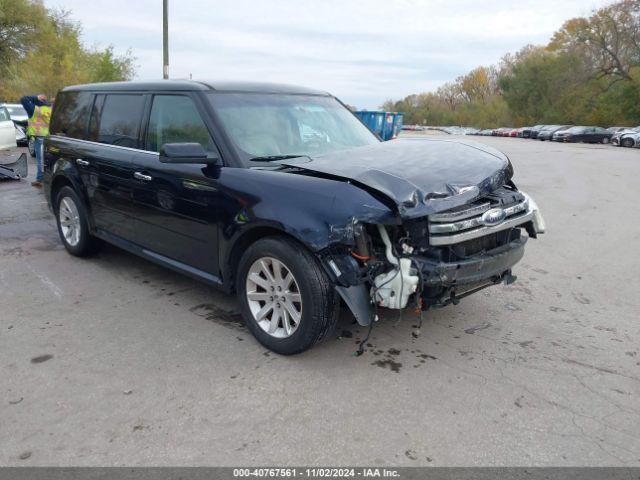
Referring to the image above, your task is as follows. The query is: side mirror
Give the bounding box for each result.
[159,143,219,165]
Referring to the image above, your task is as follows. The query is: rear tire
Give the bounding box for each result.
[602,137,610,144]
[236,236,339,355]
[54,186,101,257]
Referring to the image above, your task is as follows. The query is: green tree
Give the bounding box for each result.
[383,0,640,128]
[0,0,135,100]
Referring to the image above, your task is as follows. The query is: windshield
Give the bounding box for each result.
[207,93,379,163]
[5,105,27,117]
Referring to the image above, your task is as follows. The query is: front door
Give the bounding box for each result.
[129,93,221,276]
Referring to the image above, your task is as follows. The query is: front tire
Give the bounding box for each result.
[602,137,610,144]
[236,236,339,355]
[54,186,101,256]
[621,137,634,148]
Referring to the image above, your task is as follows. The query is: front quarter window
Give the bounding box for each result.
[207,93,379,163]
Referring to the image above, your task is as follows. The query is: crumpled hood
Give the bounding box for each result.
[283,137,513,219]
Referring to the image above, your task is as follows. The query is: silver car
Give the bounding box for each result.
[618,130,640,148]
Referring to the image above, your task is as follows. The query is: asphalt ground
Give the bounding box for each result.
[1,136,639,466]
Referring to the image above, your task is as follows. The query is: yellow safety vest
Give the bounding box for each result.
[26,105,52,137]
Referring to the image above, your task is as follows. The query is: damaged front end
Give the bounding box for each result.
[319,184,545,326]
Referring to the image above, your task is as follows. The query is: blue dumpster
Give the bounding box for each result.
[354,111,403,141]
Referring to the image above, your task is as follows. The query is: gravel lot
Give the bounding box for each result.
[1,136,640,466]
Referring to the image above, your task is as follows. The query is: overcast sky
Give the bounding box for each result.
[44,0,613,109]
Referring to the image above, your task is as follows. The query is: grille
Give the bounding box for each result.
[428,188,532,246]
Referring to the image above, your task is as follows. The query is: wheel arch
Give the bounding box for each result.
[223,224,313,293]
[50,174,75,208]
[49,171,95,230]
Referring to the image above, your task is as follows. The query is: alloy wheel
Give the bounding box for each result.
[245,256,302,338]
[58,197,81,247]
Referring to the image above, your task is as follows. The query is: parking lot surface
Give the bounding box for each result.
[2,137,640,466]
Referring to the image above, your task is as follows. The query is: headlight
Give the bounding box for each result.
[520,191,546,234]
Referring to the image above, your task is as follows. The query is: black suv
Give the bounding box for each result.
[44,80,545,354]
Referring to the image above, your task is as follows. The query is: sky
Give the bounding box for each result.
[44,0,614,109]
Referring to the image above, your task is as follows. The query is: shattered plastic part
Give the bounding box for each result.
[0,151,28,180]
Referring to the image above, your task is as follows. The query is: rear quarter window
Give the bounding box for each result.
[49,91,93,139]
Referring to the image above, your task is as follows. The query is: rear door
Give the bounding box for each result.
[593,127,607,142]
[128,93,221,275]
[0,107,16,149]
[581,127,595,142]
[79,93,146,241]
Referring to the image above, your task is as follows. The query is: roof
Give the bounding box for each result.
[61,79,330,96]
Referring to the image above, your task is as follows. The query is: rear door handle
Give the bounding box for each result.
[134,171,152,181]
[76,159,89,166]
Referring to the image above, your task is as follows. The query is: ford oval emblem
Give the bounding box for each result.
[481,208,507,226]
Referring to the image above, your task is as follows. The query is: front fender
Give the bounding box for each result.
[223,167,395,243]
[217,166,395,281]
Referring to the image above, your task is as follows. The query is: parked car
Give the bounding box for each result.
[552,126,612,143]
[494,127,512,137]
[521,125,540,138]
[617,130,640,148]
[529,125,547,139]
[537,125,572,141]
[612,127,640,146]
[508,128,519,137]
[0,103,29,146]
[43,80,545,354]
[0,106,17,150]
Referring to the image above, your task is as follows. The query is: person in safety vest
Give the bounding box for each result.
[20,94,53,188]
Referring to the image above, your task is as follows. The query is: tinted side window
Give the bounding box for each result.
[49,91,93,139]
[95,94,145,148]
[146,95,214,152]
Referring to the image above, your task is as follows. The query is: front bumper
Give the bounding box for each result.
[416,236,527,288]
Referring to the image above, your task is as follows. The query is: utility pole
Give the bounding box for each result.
[163,0,169,79]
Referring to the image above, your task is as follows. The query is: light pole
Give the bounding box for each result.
[163,0,169,79]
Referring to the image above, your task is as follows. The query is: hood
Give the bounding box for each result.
[283,137,513,219]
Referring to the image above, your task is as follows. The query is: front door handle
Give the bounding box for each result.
[134,171,153,182]
[76,159,90,166]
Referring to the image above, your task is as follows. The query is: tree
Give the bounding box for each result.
[550,1,640,83]
[0,0,136,100]
[0,0,43,66]
[458,66,497,104]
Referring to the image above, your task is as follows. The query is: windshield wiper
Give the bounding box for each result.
[249,154,306,162]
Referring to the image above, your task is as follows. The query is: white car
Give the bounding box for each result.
[612,128,638,146]
[0,103,28,123]
[0,106,18,150]
[0,103,29,146]
[618,130,640,148]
